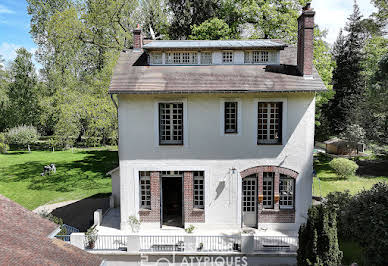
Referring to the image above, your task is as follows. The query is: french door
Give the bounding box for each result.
[242,176,257,227]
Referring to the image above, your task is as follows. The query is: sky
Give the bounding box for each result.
[0,0,379,67]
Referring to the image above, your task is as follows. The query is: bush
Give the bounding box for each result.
[0,133,9,153]
[5,125,40,150]
[329,158,358,179]
[325,191,353,239]
[297,205,343,265]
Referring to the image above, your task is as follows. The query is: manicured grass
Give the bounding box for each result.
[0,147,118,210]
[313,153,388,197]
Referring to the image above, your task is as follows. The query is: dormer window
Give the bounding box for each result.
[200,52,212,64]
[166,52,198,64]
[244,51,271,64]
[222,51,233,63]
[150,52,162,64]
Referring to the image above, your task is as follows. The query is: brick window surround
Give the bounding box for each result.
[240,166,298,224]
[139,171,205,224]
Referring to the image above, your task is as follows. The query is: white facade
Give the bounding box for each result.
[117,92,315,232]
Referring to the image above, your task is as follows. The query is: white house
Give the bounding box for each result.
[107,4,324,236]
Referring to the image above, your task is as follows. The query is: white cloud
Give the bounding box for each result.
[313,0,377,44]
[0,4,14,14]
[0,42,40,69]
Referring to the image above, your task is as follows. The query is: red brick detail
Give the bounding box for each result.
[133,28,143,50]
[240,166,298,179]
[139,171,160,223]
[258,209,295,223]
[297,3,315,76]
[184,172,205,223]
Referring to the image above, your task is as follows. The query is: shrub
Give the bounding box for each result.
[5,125,40,151]
[0,133,9,153]
[297,205,343,265]
[329,158,358,179]
[325,191,353,239]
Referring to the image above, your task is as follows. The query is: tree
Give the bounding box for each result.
[297,204,343,265]
[5,125,40,152]
[189,18,232,40]
[0,55,9,132]
[325,3,365,135]
[6,48,40,128]
[168,0,221,39]
[141,0,170,39]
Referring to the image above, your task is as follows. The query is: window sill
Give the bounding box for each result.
[260,209,294,213]
[257,143,283,146]
[192,208,205,212]
[139,209,151,213]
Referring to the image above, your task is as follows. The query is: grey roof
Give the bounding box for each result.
[109,46,327,94]
[143,39,287,50]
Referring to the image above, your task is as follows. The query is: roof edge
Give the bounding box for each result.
[108,89,324,95]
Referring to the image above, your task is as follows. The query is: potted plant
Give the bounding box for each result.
[197,242,204,251]
[85,225,98,249]
[128,215,141,233]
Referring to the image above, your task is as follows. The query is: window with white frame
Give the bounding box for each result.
[150,52,162,64]
[279,174,294,209]
[224,101,238,133]
[193,171,204,209]
[244,51,270,64]
[263,172,274,209]
[166,52,198,64]
[200,52,212,64]
[257,102,282,144]
[139,171,151,209]
[159,103,184,145]
[222,51,233,63]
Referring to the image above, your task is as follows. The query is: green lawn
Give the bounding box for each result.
[0,147,118,210]
[313,153,388,197]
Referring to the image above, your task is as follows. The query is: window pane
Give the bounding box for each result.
[279,174,294,209]
[139,172,151,209]
[263,172,274,209]
[224,102,238,133]
[193,171,204,209]
[150,52,162,64]
[222,51,233,63]
[258,102,282,144]
[159,103,183,145]
[201,52,212,64]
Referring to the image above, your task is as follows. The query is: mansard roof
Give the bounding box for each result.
[109,46,326,94]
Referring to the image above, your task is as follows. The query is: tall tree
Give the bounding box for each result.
[6,48,40,128]
[0,55,9,131]
[326,3,365,135]
[141,0,170,39]
[168,0,221,39]
[189,18,232,40]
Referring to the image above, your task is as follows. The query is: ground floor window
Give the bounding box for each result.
[139,171,151,209]
[263,172,274,209]
[193,171,204,209]
[279,174,294,209]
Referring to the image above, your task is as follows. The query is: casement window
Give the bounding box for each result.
[257,102,282,144]
[244,51,271,64]
[263,172,274,209]
[150,52,162,64]
[193,171,205,209]
[224,102,238,133]
[242,175,257,212]
[200,52,212,64]
[139,171,151,209]
[159,103,184,145]
[166,52,198,64]
[222,51,233,63]
[279,174,295,209]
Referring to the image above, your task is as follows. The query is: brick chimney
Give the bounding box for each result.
[297,3,315,78]
[133,24,143,51]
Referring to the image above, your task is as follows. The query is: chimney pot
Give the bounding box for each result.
[297,3,315,78]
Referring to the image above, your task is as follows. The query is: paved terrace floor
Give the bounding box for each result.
[96,208,298,237]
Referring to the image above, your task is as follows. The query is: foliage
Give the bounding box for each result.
[3,48,40,130]
[325,3,366,135]
[185,224,195,234]
[0,148,117,210]
[326,183,388,265]
[329,158,359,179]
[127,215,141,233]
[0,133,8,154]
[297,204,343,265]
[340,124,366,144]
[140,0,170,39]
[168,0,221,39]
[85,225,98,248]
[5,125,40,147]
[189,18,231,40]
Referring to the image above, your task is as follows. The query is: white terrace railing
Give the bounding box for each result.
[69,234,298,254]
